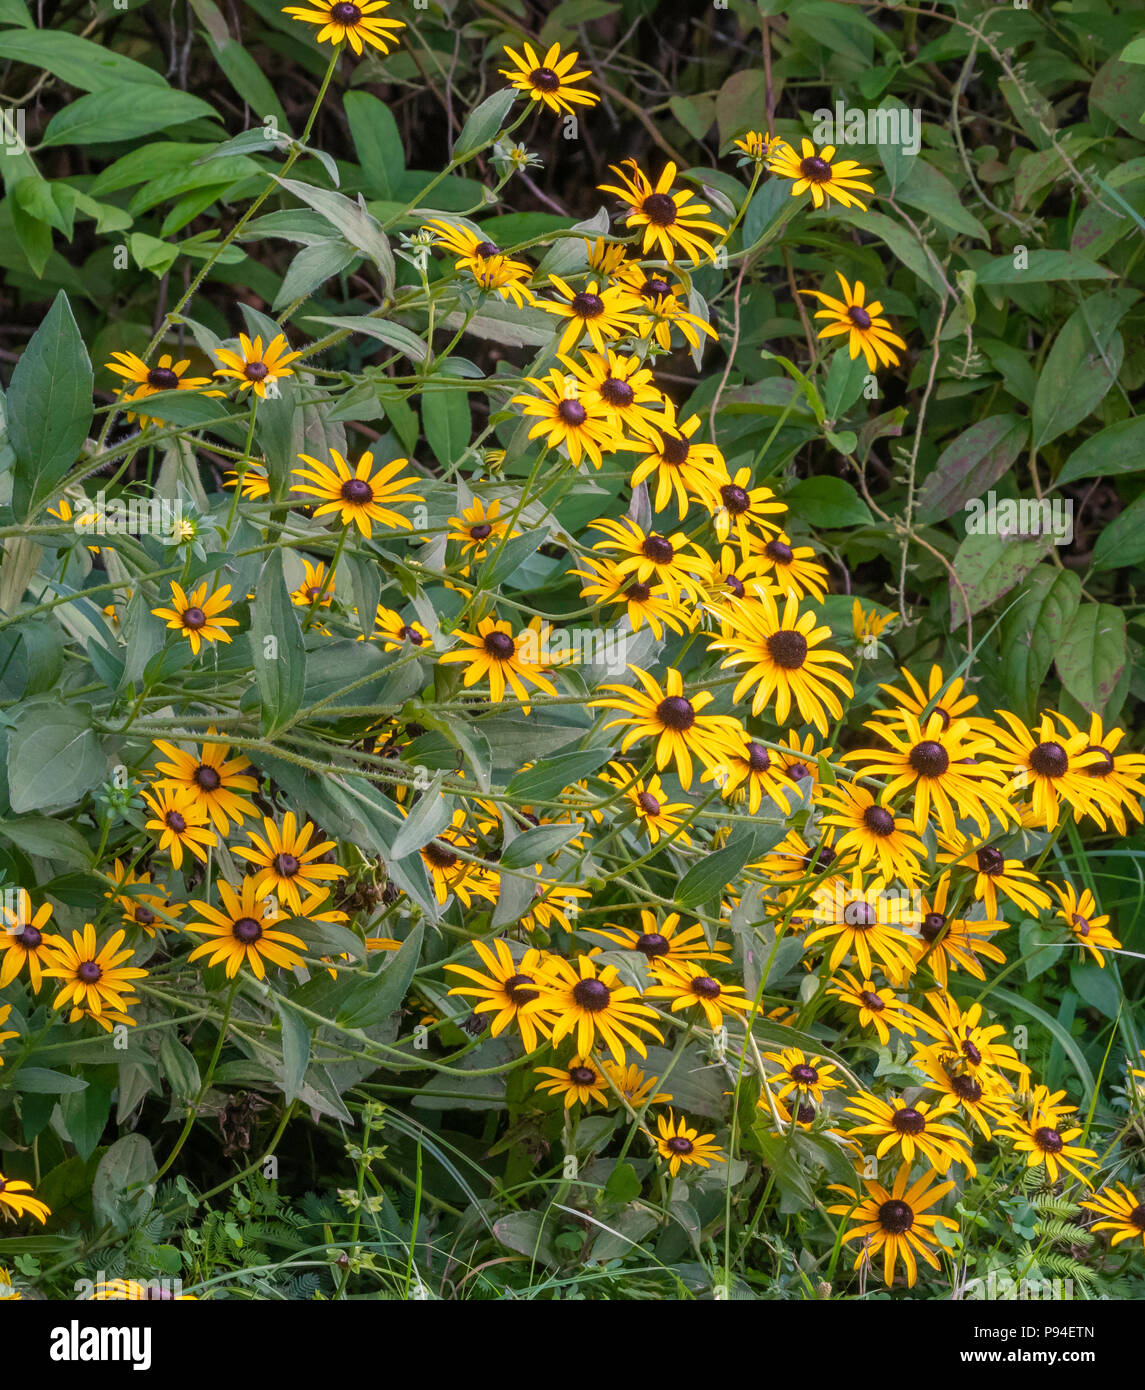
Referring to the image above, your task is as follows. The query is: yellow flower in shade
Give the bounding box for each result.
[424,220,535,307]
[936,831,1052,919]
[511,369,623,468]
[570,555,695,640]
[42,923,148,1020]
[0,895,60,992]
[755,534,829,602]
[539,275,643,355]
[1081,1185,1145,1249]
[291,450,423,537]
[232,812,347,914]
[105,859,181,936]
[603,1061,671,1108]
[0,1174,51,1224]
[141,784,217,869]
[556,349,664,443]
[825,971,922,1046]
[584,236,629,277]
[912,1047,1015,1140]
[224,463,271,499]
[843,1092,976,1175]
[90,1279,197,1300]
[212,332,302,398]
[654,1110,724,1177]
[362,605,431,652]
[444,939,557,1052]
[499,41,599,116]
[597,159,724,265]
[991,710,1118,831]
[599,764,695,845]
[1050,882,1120,967]
[418,809,498,908]
[701,735,796,816]
[732,130,783,163]
[283,0,403,53]
[586,908,730,965]
[768,137,874,210]
[999,1111,1098,1187]
[801,871,918,983]
[0,1004,17,1063]
[645,959,749,1030]
[536,955,662,1064]
[818,782,926,884]
[803,274,907,371]
[829,1166,957,1288]
[908,876,1006,988]
[534,1054,609,1109]
[707,590,854,737]
[591,664,745,791]
[152,580,239,654]
[48,495,102,552]
[447,496,518,570]
[186,878,307,981]
[104,350,212,424]
[151,730,259,833]
[620,265,718,354]
[763,1047,844,1107]
[851,599,895,648]
[290,557,335,611]
[1054,711,1145,835]
[438,616,558,709]
[912,990,1031,1092]
[628,400,727,521]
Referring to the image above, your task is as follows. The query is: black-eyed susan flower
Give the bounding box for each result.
[852,599,895,649]
[691,543,769,609]
[588,516,708,603]
[654,1109,724,1176]
[829,1166,957,1287]
[604,1061,671,1108]
[0,1004,17,1064]
[0,894,61,992]
[768,137,874,210]
[233,812,346,914]
[763,1047,844,1106]
[620,266,718,354]
[283,0,403,53]
[152,579,239,655]
[803,274,907,371]
[801,872,918,983]
[999,1112,1098,1186]
[363,605,431,652]
[557,349,664,442]
[628,400,727,521]
[872,663,986,734]
[818,782,926,884]
[213,332,301,397]
[1050,882,1120,967]
[446,497,518,570]
[511,368,623,468]
[292,450,423,538]
[105,859,181,937]
[499,41,598,115]
[186,878,307,980]
[908,877,1006,988]
[151,731,259,833]
[591,664,745,790]
[755,534,829,601]
[646,959,749,1030]
[772,730,831,797]
[534,1054,609,1109]
[732,130,784,164]
[585,236,630,278]
[602,765,695,845]
[424,219,535,307]
[419,809,498,908]
[587,910,729,967]
[290,557,335,612]
[992,710,1120,831]
[141,784,217,869]
[597,159,723,265]
[42,923,148,1020]
[1081,1184,1145,1249]
[105,350,212,424]
[844,1092,975,1175]
[913,990,1030,1092]
[696,465,787,549]
[438,615,558,709]
[937,831,1052,919]
[224,463,271,499]
[708,590,854,736]
[536,955,662,1064]
[701,735,795,815]
[571,555,694,639]
[0,1174,50,1224]
[912,1048,1015,1140]
[445,939,558,1053]
[825,971,922,1046]
[1055,711,1145,835]
[90,1279,197,1300]
[540,275,643,355]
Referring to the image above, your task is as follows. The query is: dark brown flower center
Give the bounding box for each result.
[1129,1204,1145,1231]
[193,764,221,791]
[847,304,873,331]
[135,906,156,926]
[636,792,661,816]
[635,931,669,957]
[725,574,745,597]
[1082,744,1114,777]
[790,1063,819,1085]
[642,277,672,302]
[642,192,678,226]
[572,977,611,1012]
[331,1,361,20]
[976,847,1005,876]
[667,1135,693,1154]
[920,913,946,943]
[233,916,262,944]
[1035,1126,1064,1154]
[786,760,810,783]
[17,926,42,949]
[568,1065,596,1086]
[892,1106,926,1136]
[77,960,102,984]
[274,852,300,878]
[744,742,770,773]
[962,1039,982,1067]
[641,535,674,563]
[530,66,561,93]
[878,1198,914,1234]
[720,483,750,514]
[691,975,721,999]
[181,606,206,630]
[571,292,604,319]
[766,630,808,669]
[503,973,538,1006]
[1029,741,1069,778]
[661,435,690,466]
[423,841,458,870]
[599,376,634,407]
[863,804,895,837]
[341,478,374,505]
[858,989,884,1011]
[1071,913,1090,937]
[657,695,695,731]
[624,581,653,603]
[909,740,950,777]
[844,899,876,927]
[469,523,493,540]
[800,155,832,182]
[473,240,500,258]
[764,539,794,564]
[796,1102,816,1124]
[557,398,588,427]
[243,360,269,381]
[165,810,187,833]
[951,1073,983,1102]
[483,630,515,661]
[147,366,179,390]
[399,625,424,646]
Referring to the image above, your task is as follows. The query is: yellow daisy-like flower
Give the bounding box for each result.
[937,831,1052,919]
[803,274,907,371]
[588,516,708,603]
[991,710,1117,831]
[762,1047,844,1106]
[999,1112,1098,1187]
[825,971,922,1046]
[282,0,403,55]
[499,41,599,116]
[801,871,919,983]
[424,219,535,307]
[732,130,784,163]
[42,923,148,1019]
[233,812,347,914]
[539,275,643,355]
[843,1091,975,1175]
[152,580,239,655]
[291,449,424,538]
[621,265,719,354]
[913,990,1031,1092]
[768,136,874,210]
[600,764,696,845]
[141,784,218,869]
[224,463,271,499]
[1081,1184,1145,1249]
[362,604,431,652]
[151,729,259,833]
[89,1279,197,1300]
[445,939,558,1053]
[0,895,60,993]
[591,664,745,791]
[1055,711,1145,835]
[534,1054,609,1109]
[585,908,729,965]
[852,599,896,648]
[104,859,181,936]
[701,734,796,815]
[556,348,664,443]
[104,350,212,424]
[535,955,662,1065]
[446,497,518,570]
[438,615,558,709]
[755,534,829,602]
[419,808,498,908]
[872,663,986,734]
[290,557,335,611]
[908,876,1006,989]
[628,399,727,521]
[0,1174,51,1225]
[1050,882,1120,968]
[186,878,307,981]
[597,159,724,265]
[829,1166,957,1288]
[645,959,750,1030]
[570,555,695,639]
[212,332,302,397]
[604,1061,671,1108]
[911,1047,1016,1140]
[0,1004,17,1064]
[817,782,926,884]
[654,1109,724,1177]
[511,368,623,468]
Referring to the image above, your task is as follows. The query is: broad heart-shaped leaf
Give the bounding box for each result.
[1032,291,1131,449]
[40,88,219,147]
[916,414,1028,522]
[248,551,306,734]
[7,291,93,517]
[949,530,1052,627]
[1055,415,1145,487]
[1055,602,1126,714]
[997,567,1081,722]
[7,702,106,812]
[274,176,394,294]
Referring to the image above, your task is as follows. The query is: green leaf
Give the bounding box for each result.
[1092,494,1145,571]
[275,176,394,293]
[273,240,359,311]
[506,746,612,802]
[950,531,1051,626]
[0,29,168,92]
[1056,416,1145,486]
[345,91,404,199]
[306,313,428,363]
[421,381,472,468]
[40,89,218,148]
[973,250,1115,285]
[997,568,1081,721]
[275,999,311,1106]
[7,290,93,516]
[1032,292,1130,449]
[477,525,548,590]
[11,1067,89,1093]
[675,838,757,909]
[1070,960,1120,1019]
[388,781,453,861]
[249,551,306,735]
[1054,602,1126,714]
[0,816,90,869]
[7,704,106,813]
[453,87,517,161]
[785,476,872,528]
[499,821,582,869]
[92,1134,156,1235]
[339,922,425,1029]
[917,415,1028,523]
[159,1034,201,1101]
